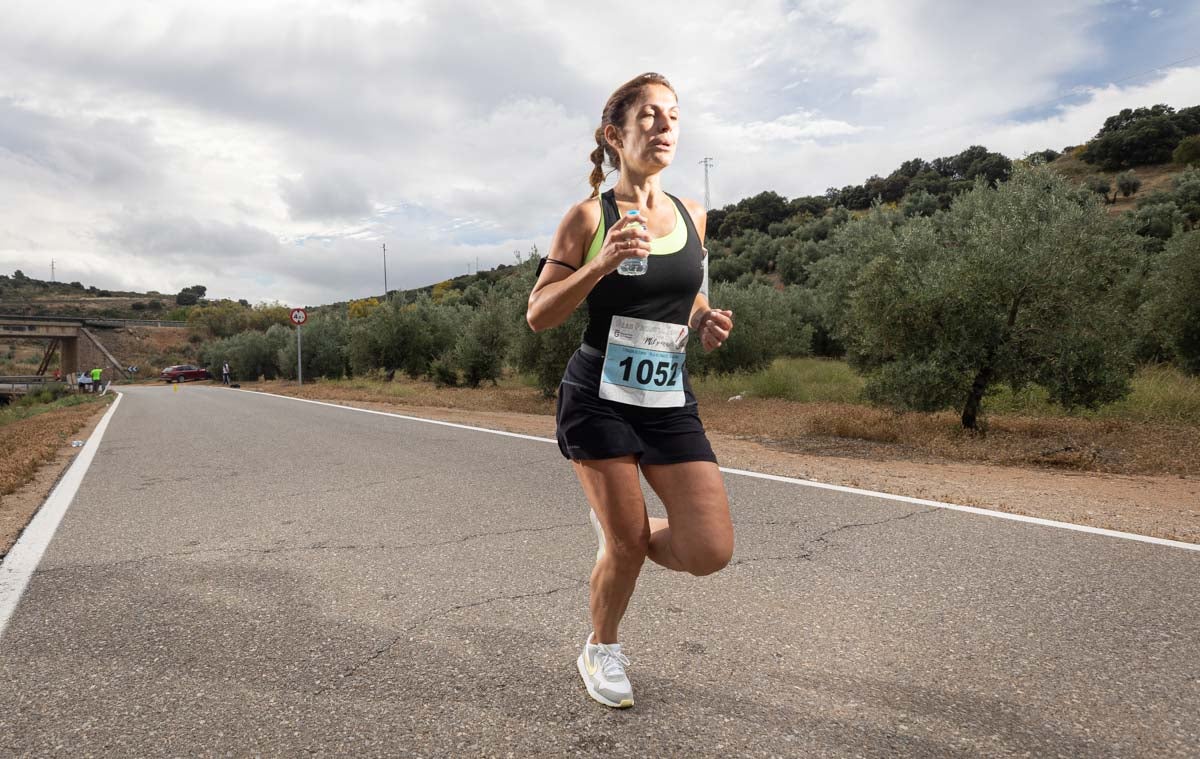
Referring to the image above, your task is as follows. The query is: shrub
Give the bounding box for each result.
[277,315,349,380]
[344,296,464,379]
[514,309,586,398]
[453,296,510,388]
[901,189,940,218]
[430,355,459,387]
[1175,134,1200,166]
[1028,149,1060,164]
[1085,175,1114,203]
[1116,171,1142,198]
[200,327,290,381]
[1145,231,1200,373]
[1083,104,1189,170]
[1131,201,1185,241]
[688,281,813,376]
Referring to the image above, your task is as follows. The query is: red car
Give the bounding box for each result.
[160,364,211,383]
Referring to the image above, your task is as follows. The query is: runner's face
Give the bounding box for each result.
[617,84,679,172]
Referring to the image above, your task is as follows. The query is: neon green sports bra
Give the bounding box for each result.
[583,198,688,264]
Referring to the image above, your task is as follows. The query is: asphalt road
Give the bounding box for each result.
[1,385,1197,757]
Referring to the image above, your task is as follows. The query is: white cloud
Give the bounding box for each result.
[0,0,1195,304]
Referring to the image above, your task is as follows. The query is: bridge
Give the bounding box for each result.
[0,315,136,395]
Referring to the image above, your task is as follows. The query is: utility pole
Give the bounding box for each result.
[51,259,55,282]
[382,242,388,300]
[699,157,714,209]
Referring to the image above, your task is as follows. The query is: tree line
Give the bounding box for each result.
[196,102,1200,429]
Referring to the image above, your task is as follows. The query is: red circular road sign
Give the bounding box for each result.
[290,308,308,326]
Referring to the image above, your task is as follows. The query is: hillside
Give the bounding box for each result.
[1049,150,1184,215]
[0,273,181,320]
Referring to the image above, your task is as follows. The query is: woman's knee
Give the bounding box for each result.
[606,525,650,568]
[680,536,733,577]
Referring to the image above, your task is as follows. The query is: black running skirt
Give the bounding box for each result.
[555,346,717,466]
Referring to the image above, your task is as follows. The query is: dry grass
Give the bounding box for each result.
[106,327,196,378]
[696,399,1200,477]
[0,396,111,497]
[1049,153,1182,215]
[0,340,47,375]
[253,376,556,417]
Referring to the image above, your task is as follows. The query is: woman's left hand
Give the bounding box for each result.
[694,308,734,352]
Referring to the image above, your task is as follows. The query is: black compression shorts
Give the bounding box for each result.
[555,346,718,466]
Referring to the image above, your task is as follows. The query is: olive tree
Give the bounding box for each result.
[845,165,1138,429]
[1116,171,1142,198]
[1142,231,1200,373]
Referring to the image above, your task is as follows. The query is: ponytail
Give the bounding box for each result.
[588,128,606,199]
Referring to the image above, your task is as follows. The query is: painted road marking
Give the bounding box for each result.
[0,393,125,642]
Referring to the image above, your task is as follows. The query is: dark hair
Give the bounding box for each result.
[588,72,677,198]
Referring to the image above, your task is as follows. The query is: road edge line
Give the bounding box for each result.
[0,392,124,642]
[232,387,1199,553]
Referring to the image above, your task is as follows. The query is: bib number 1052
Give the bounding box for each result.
[617,356,681,388]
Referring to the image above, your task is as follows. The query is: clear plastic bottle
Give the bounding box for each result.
[617,209,648,276]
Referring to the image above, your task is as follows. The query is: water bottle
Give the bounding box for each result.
[617,209,648,276]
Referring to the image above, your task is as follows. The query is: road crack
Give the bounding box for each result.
[729,507,938,568]
[315,579,587,694]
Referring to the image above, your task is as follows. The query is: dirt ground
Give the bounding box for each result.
[237,385,1200,545]
[0,400,111,558]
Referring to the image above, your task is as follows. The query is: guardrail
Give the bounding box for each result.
[0,375,69,396]
[0,313,187,328]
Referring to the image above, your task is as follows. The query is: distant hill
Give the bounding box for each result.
[0,271,184,320]
[5,101,1195,321]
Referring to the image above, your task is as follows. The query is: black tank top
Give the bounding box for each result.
[582,189,704,351]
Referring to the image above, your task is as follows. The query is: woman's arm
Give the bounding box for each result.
[681,198,734,352]
[526,200,650,332]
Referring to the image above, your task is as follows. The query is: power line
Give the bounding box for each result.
[1020,50,1200,115]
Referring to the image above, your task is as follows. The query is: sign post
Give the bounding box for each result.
[290,308,308,385]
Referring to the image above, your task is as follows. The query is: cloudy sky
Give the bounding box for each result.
[1,0,1197,306]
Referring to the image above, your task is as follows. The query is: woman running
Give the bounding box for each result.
[526,72,735,708]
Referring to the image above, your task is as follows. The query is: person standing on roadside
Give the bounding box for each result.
[526,72,736,709]
[90,367,102,393]
[222,361,231,385]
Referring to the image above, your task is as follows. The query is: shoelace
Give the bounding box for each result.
[594,646,631,679]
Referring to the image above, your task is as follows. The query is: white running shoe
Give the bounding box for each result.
[589,508,605,562]
[577,633,634,708]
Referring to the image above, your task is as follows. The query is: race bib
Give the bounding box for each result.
[599,315,688,408]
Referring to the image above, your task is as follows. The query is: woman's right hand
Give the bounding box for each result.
[590,212,651,275]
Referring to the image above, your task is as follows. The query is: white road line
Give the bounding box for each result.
[227,387,555,444]
[0,393,124,642]
[232,387,1200,553]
